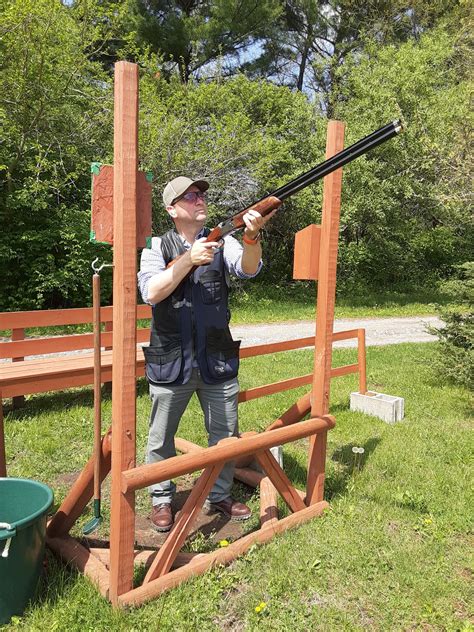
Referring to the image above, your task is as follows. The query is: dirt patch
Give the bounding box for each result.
[55,469,251,549]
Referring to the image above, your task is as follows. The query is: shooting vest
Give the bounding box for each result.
[143,228,241,385]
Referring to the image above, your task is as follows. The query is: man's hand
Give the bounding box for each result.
[190,237,219,266]
[242,209,276,239]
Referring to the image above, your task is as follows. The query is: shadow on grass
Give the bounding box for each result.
[3,379,151,422]
[325,437,381,500]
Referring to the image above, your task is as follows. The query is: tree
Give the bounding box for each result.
[0,0,114,309]
[332,20,473,289]
[130,0,281,82]
[243,0,460,113]
[430,262,474,390]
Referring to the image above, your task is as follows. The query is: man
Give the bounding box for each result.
[138,176,274,532]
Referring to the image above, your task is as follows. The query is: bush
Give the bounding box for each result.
[430,262,474,390]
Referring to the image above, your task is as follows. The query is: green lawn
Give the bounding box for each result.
[2,343,473,631]
[229,284,449,323]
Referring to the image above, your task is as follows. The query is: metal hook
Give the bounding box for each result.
[92,257,114,274]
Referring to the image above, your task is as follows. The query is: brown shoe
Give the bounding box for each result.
[151,503,173,532]
[208,497,252,521]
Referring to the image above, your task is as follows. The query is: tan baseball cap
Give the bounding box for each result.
[162,176,209,206]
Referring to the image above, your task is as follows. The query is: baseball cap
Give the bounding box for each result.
[162,176,209,206]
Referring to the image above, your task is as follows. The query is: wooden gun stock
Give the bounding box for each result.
[166,196,282,272]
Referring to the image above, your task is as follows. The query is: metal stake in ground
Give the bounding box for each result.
[83,258,112,535]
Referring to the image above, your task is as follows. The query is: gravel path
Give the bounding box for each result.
[232,316,443,348]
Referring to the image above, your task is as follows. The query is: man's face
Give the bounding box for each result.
[168,185,208,224]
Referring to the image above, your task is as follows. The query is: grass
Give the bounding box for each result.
[2,343,473,631]
[0,285,450,340]
[229,283,450,323]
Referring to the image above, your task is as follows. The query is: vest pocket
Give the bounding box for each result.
[199,269,222,305]
[205,328,241,381]
[143,343,182,384]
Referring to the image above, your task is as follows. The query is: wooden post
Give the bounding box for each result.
[306,120,345,505]
[108,61,139,604]
[358,329,367,394]
[12,328,25,409]
[0,394,6,477]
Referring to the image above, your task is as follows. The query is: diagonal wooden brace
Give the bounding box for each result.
[144,461,224,584]
[255,449,306,513]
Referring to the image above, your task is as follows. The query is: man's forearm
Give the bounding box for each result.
[146,250,193,304]
[241,241,262,275]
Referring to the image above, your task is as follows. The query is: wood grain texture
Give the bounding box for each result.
[143,462,224,583]
[47,534,110,598]
[109,61,139,604]
[307,120,345,505]
[255,450,306,513]
[122,416,335,494]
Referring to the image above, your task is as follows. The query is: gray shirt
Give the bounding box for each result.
[138,228,262,305]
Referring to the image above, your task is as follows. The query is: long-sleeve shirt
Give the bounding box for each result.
[138,228,262,305]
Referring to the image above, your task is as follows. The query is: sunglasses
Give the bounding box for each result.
[175,191,207,204]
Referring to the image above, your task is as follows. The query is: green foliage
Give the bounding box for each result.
[131,0,281,81]
[430,262,474,390]
[334,24,473,290]
[0,0,114,310]
[138,68,326,280]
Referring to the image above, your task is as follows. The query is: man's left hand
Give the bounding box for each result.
[242,209,276,240]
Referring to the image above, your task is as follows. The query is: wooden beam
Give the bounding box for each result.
[122,416,336,494]
[47,429,112,538]
[307,120,345,505]
[109,61,139,605]
[117,501,329,608]
[47,534,110,599]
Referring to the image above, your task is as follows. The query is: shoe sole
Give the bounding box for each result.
[151,522,173,533]
[206,503,251,521]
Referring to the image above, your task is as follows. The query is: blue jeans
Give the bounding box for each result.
[146,369,239,505]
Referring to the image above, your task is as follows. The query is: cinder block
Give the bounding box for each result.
[247,445,283,472]
[350,391,405,424]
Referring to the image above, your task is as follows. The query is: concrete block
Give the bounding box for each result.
[350,391,405,424]
[247,445,283,472]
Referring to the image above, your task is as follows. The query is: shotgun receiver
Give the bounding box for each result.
[169,119,404,266]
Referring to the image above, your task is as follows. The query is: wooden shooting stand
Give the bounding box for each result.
[46,61,353,608]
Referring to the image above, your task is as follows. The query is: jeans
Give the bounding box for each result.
[146,369,239,505]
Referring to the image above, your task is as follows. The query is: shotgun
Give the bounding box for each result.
[169,119,404,267]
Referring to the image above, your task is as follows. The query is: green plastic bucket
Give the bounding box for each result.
[0,478,53,624]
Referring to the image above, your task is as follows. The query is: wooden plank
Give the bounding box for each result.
[89,547,205,570]
[259,476,278,527]
[47,535,110,598]
[240,336,314,358]
[238,374,313,402]
[118,501,329,608]
[307,120,345,505]
[330,364,359,378]
[0,328,150,359]
[357,329,367,394]
[0,304,151,330]
[109,61,139,604]
[293,224,321,280]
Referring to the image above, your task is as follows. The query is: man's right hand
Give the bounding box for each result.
[189,237,219,266]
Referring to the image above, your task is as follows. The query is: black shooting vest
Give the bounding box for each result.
[143,229,241,385]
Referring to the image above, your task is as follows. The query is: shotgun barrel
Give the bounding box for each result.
[210,119,404,241]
